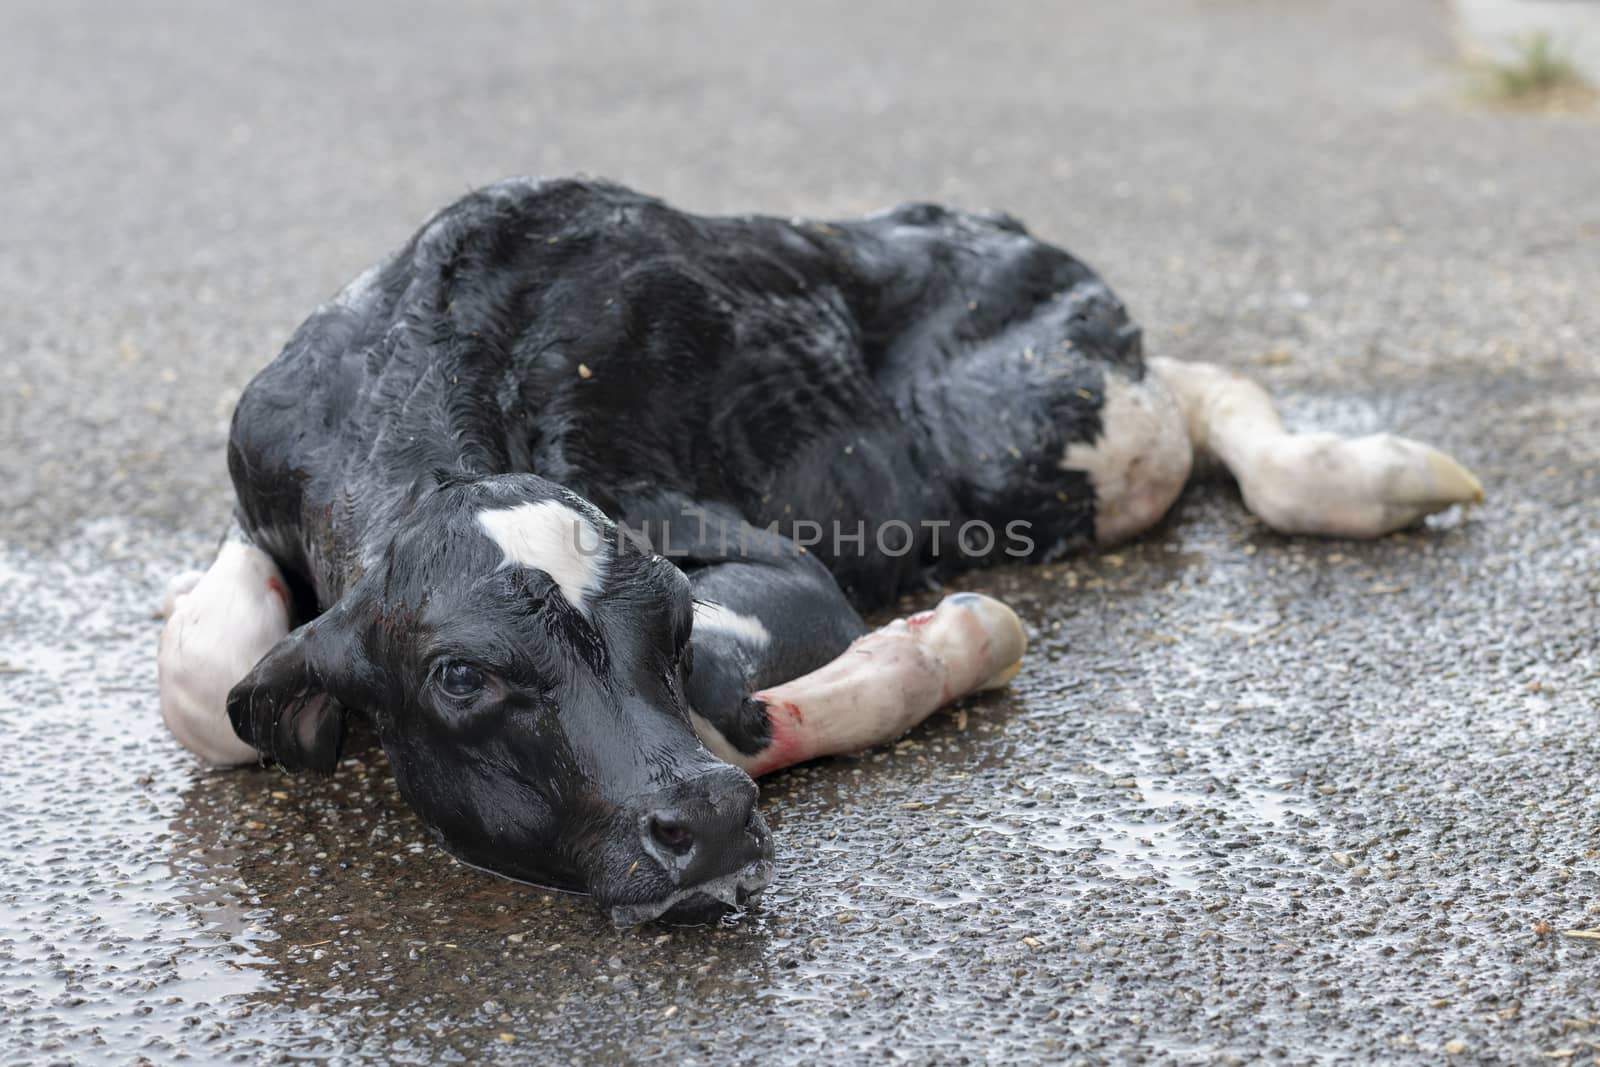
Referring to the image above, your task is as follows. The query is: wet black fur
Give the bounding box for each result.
[222,177,1143,913]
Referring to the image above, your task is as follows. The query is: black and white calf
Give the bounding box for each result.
[158,178,1482,924]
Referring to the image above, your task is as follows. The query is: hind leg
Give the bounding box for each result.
[1149,358,1484,538]
[157,526,290,766]
[1060,365,1197,546]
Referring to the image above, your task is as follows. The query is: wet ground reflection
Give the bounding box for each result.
[2,374,1597,1062]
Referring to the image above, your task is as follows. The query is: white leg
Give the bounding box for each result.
[699,592,1027,777]
[157,537,291,766]
[1150,357,1484,538]
[159,570,205,617]
[1061,368,1195,545]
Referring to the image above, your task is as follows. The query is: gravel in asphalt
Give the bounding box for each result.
[1,1,1597,1063]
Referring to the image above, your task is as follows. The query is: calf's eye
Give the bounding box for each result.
[439,662,486,699]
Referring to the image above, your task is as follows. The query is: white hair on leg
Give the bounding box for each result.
[1060,370,1195,546]
[692,601,772,650]
[158,541,290,766]
[158,570,205,617]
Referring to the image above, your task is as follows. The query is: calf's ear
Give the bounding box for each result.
[226,604,366,772]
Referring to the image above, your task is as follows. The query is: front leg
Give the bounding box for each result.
[678,527,1026,777]
[681,551,865,770]
[158,524,293,766]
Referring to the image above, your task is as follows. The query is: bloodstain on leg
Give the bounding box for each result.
[746,694,808,777]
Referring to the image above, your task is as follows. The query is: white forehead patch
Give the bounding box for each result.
[692,601,772,650]
[477,501,609,612]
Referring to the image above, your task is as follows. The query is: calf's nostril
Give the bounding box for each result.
[648,812,695,855]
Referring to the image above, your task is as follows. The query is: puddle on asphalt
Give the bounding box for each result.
[0,524,278,1061]
[9,496,1574,1062]
[0,519,1330,1060]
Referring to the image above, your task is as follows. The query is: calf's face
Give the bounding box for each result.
[227,476,774,924]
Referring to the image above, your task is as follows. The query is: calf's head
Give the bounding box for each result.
[226,474,773,924]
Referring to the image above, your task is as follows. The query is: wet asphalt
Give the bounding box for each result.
[2,1,1598,1063]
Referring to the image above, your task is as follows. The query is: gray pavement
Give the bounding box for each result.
[2,1,1598,1063]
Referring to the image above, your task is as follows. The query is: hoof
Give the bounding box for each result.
[941,592,1028,692]
[1241,432,1485,538]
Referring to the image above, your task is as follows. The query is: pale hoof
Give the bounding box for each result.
[936,592,1027,693]
[1241,432,1484,539]
[977,658,1024,693]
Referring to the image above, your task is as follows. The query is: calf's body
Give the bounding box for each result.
[159,177,1482,923]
